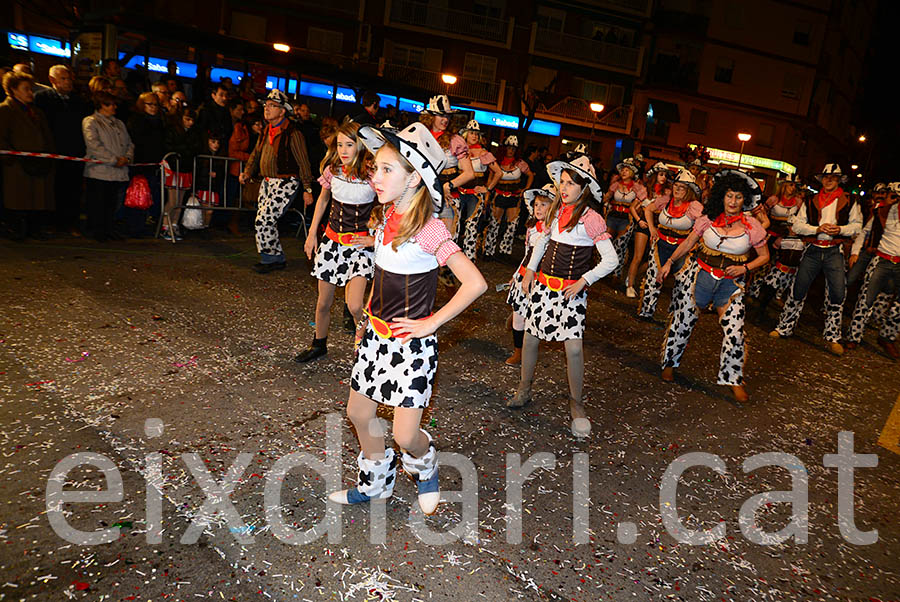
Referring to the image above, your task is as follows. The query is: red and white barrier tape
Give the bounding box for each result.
[0,149,162,167]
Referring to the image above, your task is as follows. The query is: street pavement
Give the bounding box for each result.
[1,232,898,601]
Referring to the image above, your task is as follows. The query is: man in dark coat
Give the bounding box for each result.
[34,65,90,235]
[196,83,233,143]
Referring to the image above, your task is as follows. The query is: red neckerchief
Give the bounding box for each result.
[666,197,690,219]
[779,194,801,208]
[429,129,445,141]
[619,179,634,191]
[814,187,844,211]
[558,203,577,233]
[267,118,286,145]
[382,206,403,246]
[711,213,749,228]
[653,183,667,196]
[499,156,516,167]
[468,144,482,151]
[535,221,544,233]
[341,164,351,178]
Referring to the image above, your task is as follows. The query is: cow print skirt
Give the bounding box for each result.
[311,237,374,287]
[525,279,587,342]
[351,324,438,409]
[506,269,529,316]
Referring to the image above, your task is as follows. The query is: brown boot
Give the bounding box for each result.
[661,367,674,382]
[730,385,749,403]
[505,347,522,365]
[878,336,899,360]
[825,341,844,356]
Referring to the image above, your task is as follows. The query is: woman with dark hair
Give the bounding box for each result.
[511,156,618,438]
[161,107,202,240]
[127,92,167,235]
[638,169,704,320]
[82,91,134,241]
[658,170,769,402]
[484,135,532,257]
[603,157,647,285]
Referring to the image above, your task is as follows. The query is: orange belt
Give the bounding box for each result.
[697,257,742,280]
[775,261,798,275]
[611,204,631,213]
[325,224,368,246]
[536,271,578,291]
[364,306,434,340]
[517,265,528,277]
[658,232,684,245]
[494,188,520,197]
[876,250,900,263]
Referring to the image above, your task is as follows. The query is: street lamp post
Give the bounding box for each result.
[737,132,752,169]
[589,102,604,155]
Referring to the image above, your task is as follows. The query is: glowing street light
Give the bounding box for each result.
[590,102,605,113]
[851,164,859,170]
[441,74,457,85]
[737,132,752,169]
[273,43,290,52]
[858,135,867,142]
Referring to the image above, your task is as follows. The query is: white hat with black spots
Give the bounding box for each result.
[778,172,800,184]
[714,168,763,211]
[504,135,519,147]
[458,119,481,135]
[358,122,446,212]
[673,169,702,198]
[266,89,293,113]
[646,161,672,179]
[546,155,604,203]
[423,94,458,115]
[616,156,639,173]
[523,183,558,216]
[380,120,399,132]
[888,182,900,195]
[816,163,848,183]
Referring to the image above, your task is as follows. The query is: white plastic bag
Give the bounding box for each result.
[182,195,204,230]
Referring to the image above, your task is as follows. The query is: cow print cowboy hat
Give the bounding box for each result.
[358,122,447,213]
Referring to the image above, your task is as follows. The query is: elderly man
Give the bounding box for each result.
[239,89,314,273]
[34,65,90,235]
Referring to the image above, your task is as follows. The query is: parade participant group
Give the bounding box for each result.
[282,94,900,516]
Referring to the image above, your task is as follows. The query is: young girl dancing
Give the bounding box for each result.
[328,122,487,514]
[511,156,619,438]
[659,170,769,403]
[603,157,647,284]
[504,183,555,365]
[297,121,376,362]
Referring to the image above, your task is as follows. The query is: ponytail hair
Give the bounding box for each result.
[374,143,434,250]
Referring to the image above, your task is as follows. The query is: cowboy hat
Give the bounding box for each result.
[546,155,604,203]
[458,119,481,136]
[358,122,446,212]
[714,168,763,211]
[616,157,639,173]
[672,169,702,199]
[523,183,558,216]
[265,89,293,113]
[423,94,458,115]
[816,163,848,184]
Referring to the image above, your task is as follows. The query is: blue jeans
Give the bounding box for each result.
[457,192,479,225]
[790,245,846,305]
[866,257,900,305]
[657,239,685,272]
[607,213,630,236]
[847,249,873,286]
[694,269,742,308]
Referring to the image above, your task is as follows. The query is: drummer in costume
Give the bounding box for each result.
[638,169,704,320]
[458,120,502,259]
[297,120,376,363]
[484,136,533,258]
[603,157,648,281]
[749,172,804,319]
[328,123,487,514]
[626,162,671,299]
[418,95,474,238]
[504,183,555,365]
[511,156,619,439]
[659,170,769,403]
[770,163,863,356]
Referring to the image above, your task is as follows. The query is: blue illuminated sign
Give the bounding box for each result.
[398,97,424,113]
[117,53,197,78]
[8,32,28,51]
[458,107,560,136]
[297,82,357,103]
[287,79,297,94]
[210,67,243,83]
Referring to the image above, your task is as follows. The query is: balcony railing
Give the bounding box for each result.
[382,63,502,106]
[388,0,513,46]
[531,25,643,74]
[534,97,632,133]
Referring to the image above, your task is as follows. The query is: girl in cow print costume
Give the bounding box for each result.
[484,136,533,257]
[603,157,648,282]
[638,169,705,320]
[510,156,619,439]
[296,121,376,363]
[659,170,770,403]
[459,120,502,259]
[504,183,555,365]
[327,123,487,515]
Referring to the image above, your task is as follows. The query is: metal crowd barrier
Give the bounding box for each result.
[160,154,308,243]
